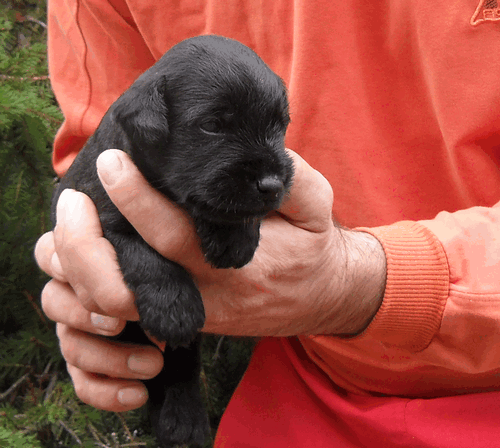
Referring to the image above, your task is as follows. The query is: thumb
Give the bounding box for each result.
[278,149,334,233]
[96,149,205,271]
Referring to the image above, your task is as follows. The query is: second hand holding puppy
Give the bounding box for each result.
[40,148,386,390]
[95,148,351,338]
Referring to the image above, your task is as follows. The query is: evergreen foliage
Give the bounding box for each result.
[0,2,253,446]
[0,0,62,389]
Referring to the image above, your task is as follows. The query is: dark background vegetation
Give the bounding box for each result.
[0,1,253,446]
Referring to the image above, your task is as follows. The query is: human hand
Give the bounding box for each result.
[35,190,164,412]
[35,148,386,411]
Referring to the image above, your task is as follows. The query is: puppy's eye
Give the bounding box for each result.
[200,119,223,134]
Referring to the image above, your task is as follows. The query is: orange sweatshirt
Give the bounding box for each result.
[48,1,500,445]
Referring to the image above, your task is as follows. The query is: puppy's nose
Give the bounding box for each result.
[256,175,285,198]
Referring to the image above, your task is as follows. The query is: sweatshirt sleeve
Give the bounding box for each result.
[360,200,500,356]
[358,220,449,353]
[48,0,155,177]
[299,201,500,396]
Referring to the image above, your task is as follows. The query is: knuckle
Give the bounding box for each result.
[95,391,120,410]
[311,172,334,230]
[56,325,81,367]
[70,282,109,317]
[40,281,56,319]
[70,369,116,410]
[156,226,199,263]
[43,281,99,331]
[71,374,90,403]
[58,325,128,377]
[34,231,55,274]
[112,183,139,210]
[90,282,137,320]
[59,340,78,367]
[97,290,134,318]
[53,221,77,254]
[68,306,91,330]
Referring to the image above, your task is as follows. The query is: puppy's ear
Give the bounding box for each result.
[112,77,169,147]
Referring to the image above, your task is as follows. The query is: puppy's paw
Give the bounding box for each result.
[108,232,205,347]
[135,277,205,347]
[155,387,210,448]
[206,236,259,269]
[196,219,261,269]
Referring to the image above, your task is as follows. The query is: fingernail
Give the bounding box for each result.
[56,188,74,222]
[97,150,123,186]
[128,353,159,376]
[90,312,120,331]
[117,387,148,406]
[57,188,85,224]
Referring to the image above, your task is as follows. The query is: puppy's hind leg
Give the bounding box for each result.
[147,335,210,447]
[105,230,208,446]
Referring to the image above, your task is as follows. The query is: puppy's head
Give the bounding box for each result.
[113,35,293,223]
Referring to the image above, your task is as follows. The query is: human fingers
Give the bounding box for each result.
[67,364,148,412]
[53,189,138,320]
[278,149,334,233]
[41,278,125,336]
[57,323,163,383]
[96,149,204,270]
[34,231,66,282]
[36,227,127,335]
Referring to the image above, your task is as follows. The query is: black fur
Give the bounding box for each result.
[50,35,293,447]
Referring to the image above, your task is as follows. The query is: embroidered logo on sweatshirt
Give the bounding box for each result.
[471,0,500,25]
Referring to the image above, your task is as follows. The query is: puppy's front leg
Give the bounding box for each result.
[104,230,205,347]
[194,218,261,269]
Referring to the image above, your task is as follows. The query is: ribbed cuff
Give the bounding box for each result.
[356,221,449,352]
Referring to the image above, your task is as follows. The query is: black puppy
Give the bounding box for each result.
[51,35,293,447]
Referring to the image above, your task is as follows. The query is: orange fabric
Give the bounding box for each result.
[48,0,500,444]
[300,202,500,399]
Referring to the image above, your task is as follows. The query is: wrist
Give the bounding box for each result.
[327,227,387,336]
